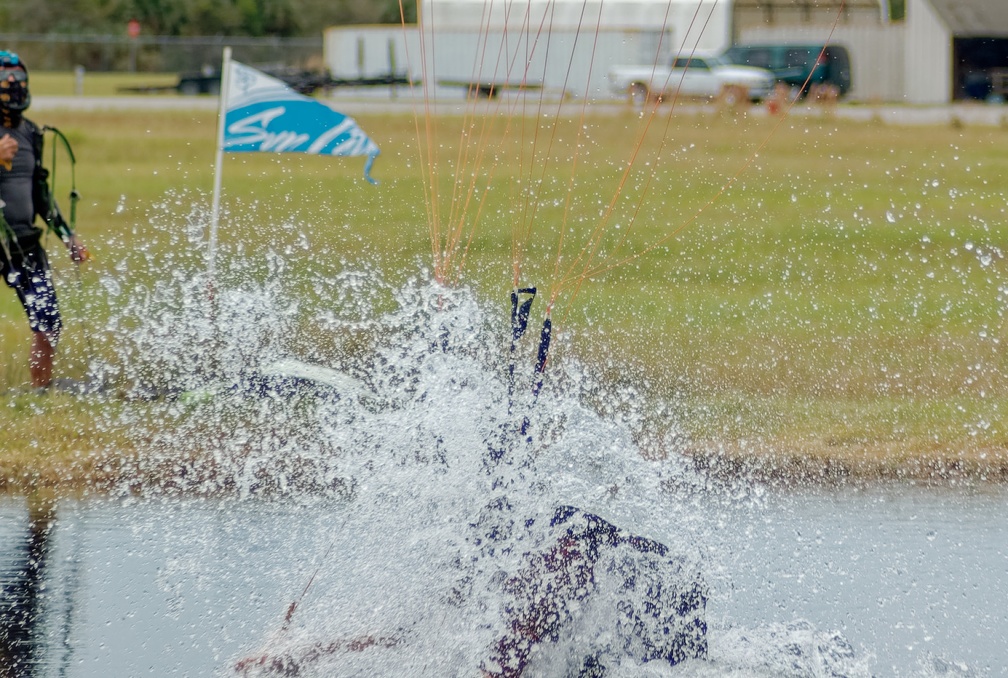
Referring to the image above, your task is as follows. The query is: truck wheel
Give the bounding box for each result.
[719,84,738,107]
[628,83,649,107]
[718,84,748,109]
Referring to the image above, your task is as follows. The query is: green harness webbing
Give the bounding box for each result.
[43,125,79,240]
[0,125,78,265]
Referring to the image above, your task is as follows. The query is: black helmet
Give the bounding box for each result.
[0,51,30,113]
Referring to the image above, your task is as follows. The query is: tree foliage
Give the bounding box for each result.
[0,0,417,37]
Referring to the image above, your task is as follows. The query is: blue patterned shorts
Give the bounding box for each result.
[1,234,61,348]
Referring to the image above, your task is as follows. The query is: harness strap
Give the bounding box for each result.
[41,125,79,239]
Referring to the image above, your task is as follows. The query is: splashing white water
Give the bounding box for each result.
[83,195,877,677]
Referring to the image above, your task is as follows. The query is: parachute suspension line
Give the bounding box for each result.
[447,0,529,285]
[280,537,338,632]
[400,0,443,281]
[549,0,606,294]
[561,0,849,322]
[448,0,527,286]
[609,1,722,256]
[511,0,559,282]
[424,0,540,286]
[510,0,542,286]
[550,0,729,323]
[534,0,715,368]
[516,0,602,294]
[503,4,571,425]
[547,0,706,313]
[399,1,434,243]
[437,0,560,288]
[441,0,546,287]
[523,0,683,392]
[277,514,349,635]
[444,0,495,244]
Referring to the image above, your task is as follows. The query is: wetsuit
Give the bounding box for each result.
[0,117,71,347]
[475,504,708,676]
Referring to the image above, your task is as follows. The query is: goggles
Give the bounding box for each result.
[0,68,26,82]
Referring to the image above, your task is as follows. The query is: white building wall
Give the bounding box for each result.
[738,24,905,102]
[413,0,732,99]
[327,1,931,103]
[420,0,726,35]
[324,26,420,80]
[904,0,952,103]
[327,2,735,101]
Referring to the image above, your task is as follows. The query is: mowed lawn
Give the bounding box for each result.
[3,77,1008,489]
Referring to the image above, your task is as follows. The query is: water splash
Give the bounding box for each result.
[83,195,878,677]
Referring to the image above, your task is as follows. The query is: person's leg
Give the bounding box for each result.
[29,330,54,388]
[12,241,62,389]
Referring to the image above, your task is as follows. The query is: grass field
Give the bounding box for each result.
[4,76,1008,491]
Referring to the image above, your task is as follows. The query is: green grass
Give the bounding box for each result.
[31,71,181,96]
[4,91,1008,490]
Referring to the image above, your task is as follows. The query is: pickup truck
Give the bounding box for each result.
[608,53,775,105]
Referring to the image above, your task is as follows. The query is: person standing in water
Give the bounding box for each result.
[0,50,88,388]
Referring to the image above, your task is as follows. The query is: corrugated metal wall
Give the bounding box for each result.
[325,1,966,104]
[325,25,668,99]
[904,0,952,103]
[412,29,677,99]
[737,24,905,102]
[327,1,738,102]
[732,0,903,102]
[324,27,418,80]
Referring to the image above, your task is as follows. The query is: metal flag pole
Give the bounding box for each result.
[208,45,232,291]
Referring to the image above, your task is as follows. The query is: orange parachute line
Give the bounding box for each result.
[399,0,442,280]
[407,0,551,286]
[511,1,555,284]
[403,0,847,359]
[518,0,602,291]
[554,0,849,328]
[448,0,518,266]
[550,0,716,314]
[404,0,719,306]
[455,0,549,287]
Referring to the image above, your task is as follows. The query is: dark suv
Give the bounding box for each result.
[722,44,851,97]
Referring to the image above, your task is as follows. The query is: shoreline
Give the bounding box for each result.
[685,439,1008,487]
[3,438,1008,498]
[29,94,1008,128]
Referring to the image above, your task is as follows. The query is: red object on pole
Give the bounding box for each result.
[127,19,141,39]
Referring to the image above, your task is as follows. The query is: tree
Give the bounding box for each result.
[0,0,418,37]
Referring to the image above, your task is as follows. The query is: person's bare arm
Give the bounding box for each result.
[66,233,90,262]
[0,134,17,170]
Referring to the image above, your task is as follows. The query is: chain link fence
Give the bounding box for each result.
[0,34,323,73]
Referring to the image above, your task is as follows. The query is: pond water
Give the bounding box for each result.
[8,244,1004,676]
[2,482,1005,677]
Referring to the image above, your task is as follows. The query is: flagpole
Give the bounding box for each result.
[208,45,232,291]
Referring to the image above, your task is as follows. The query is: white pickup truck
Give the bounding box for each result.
[608,52,775,105]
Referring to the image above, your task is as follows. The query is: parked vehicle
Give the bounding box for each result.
[608,52,776,105]
[121,68,412,96]
[722,44,851,97]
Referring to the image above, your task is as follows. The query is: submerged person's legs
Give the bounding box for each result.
[481,506,707,676]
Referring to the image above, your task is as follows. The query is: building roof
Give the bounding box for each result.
[927,0,1008,37]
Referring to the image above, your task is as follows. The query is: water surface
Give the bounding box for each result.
[2,482,1004,676]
